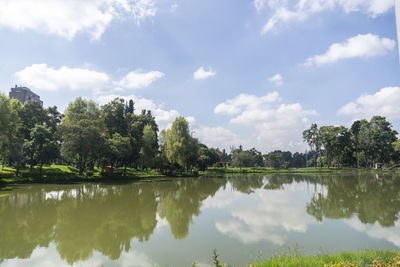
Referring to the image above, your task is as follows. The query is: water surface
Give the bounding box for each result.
[0,174,399,266]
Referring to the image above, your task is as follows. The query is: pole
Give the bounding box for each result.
[395,0,400,62]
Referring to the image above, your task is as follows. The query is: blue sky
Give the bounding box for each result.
[0,0,399,152]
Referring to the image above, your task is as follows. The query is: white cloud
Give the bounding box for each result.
[170,3,178,12]
[216,184,316,245]
[193,125,243,151]
[14,64,164,93]
[214,92,316,152]
[193,67,216,80]
[0,0,157,40]
[337,87,400,120]
[258,0,394,34]
[345,217,400,248]
[305,34,396,66]
[214,91,281,116]
[117,70,165,89]
[268,73,283,86]
[14,64,110,92]
[0,242,157,267]
[129,0,157,24]
[254,0,285,12]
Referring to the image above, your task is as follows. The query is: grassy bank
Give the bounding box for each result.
[0,165,198,185]
[250,250,400,267]
[206,166,400,175]
[2,165,399,185]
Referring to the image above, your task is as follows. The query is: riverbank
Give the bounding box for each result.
[2,165,400,186]
[0,165,199,185]
[250,250,400,267]
[206,166,400,175]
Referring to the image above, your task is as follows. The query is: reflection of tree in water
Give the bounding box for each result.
[229,175,264,193]
[4,175,400,264]
[0,188,56,261]
[306,175,400,227]
[157,178,227,239]
[54,183,158,264]
[0,178,227,264]
[263,175,294,190]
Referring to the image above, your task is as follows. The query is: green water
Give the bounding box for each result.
[0,174,399,266]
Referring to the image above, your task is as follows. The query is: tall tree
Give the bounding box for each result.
[126,99,135,114]
[106,133,132,175]
[102,98,128,137]
[350,120,361,168]
[127,112,158,168]
[0,95,23,172]
[140,124,158,170]
[303,123,321,167]
[60,98,105,175]
[163,117,199,170]
[18,101,47,140]
[25,124,59,174]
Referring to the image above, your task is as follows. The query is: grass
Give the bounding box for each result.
[1,164,399,185]
[0,164,197,185]
[206,166,400,175]
[251,250,400,267]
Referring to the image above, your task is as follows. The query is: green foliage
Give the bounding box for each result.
[231,147,263,168]
[213,249,222,267]
[0,95,23,169]
[140,124,158,169]
[105,133,132,169]
[162,117,199,170]
[3,92,400,175]
[253,250,399,267]
[102,97,128,137]
[60,98,105,175]
[303,123,321,167]
[25,124,59,174]
[305,116,398,168]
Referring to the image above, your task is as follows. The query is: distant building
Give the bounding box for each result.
[9,85,43,106]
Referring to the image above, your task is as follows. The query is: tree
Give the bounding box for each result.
[26,124,59,174]
[46,106,63,135]
[163,117,199,170]
[140,124,158,169]
[197,145,212,171]
[0,95,23,173]
[126,99,135,114]
[231,150,254,169]
[60,98,105,175]
[264,151,284,169]
[106,133,132,175]
[102,98,128,137]
[126,111,158,168]
[303,123,321,167]
[358,116,397,167]
[18,101,48,140]
[368,116,397,164]
[350,120,361,168]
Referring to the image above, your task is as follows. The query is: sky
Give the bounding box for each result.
[0,0,399,153]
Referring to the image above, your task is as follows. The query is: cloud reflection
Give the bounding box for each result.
[214,183,316,245]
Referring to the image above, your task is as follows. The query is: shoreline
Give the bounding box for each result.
[1,165,399,186]
[249,250,400,267]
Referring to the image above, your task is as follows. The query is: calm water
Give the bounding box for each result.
[0,174,400,266]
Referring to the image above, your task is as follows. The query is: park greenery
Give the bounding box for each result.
[250,250,400,267]
[1,93,400,181]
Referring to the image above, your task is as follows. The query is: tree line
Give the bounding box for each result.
[0,95,226,175]
[303,116,400,168]
[1,94,400,173]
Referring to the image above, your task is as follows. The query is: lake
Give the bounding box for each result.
[0,174,399,266]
